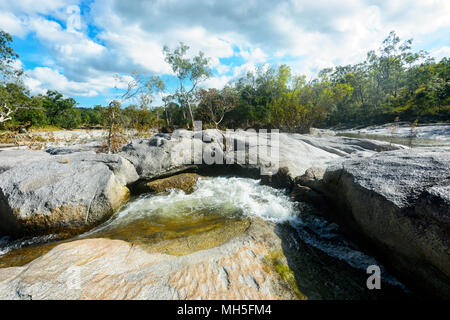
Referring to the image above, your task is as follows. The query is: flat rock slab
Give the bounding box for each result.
[120,130,404,182]
[0,219,300,300]
[0,149,52,174]
[339,123,450,141]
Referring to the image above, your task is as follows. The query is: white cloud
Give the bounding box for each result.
[240,47,267,64]
[232,63,257,77]
[0,0,80,19]
[202,75,233,89]
[0,0,449,103]
[0,11,28,37]
[98,26,172,75]
[430,46,450,61]
[24,67,127,97]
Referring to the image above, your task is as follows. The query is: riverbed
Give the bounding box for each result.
[0,176,413,299]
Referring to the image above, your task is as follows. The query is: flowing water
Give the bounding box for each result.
[0,176,413,299]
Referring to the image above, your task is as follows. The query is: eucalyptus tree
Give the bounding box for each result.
[196,86,239,129]
[161,94,176,127]
[0,30,20,82]
[104,72,165,152]
[0,30,31,125]
[163,42,211,129]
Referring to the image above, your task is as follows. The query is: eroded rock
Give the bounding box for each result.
[0,149,52,174]
[0,153,138,236]
[134,173,200,194]
[302,147,450,298]
[0,219,301,300]
[120,129,404,184]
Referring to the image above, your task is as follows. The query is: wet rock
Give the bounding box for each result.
[290,185,327,210]
[0,219,301,300]
[0,153,138,236]
[135,173,200,194]
[304,147,450,298]
[261,167,292,189]
[141,218,251,256]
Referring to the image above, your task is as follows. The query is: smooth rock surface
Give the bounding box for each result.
[44,141,102,155]
[0,219,300,300]
[121,129,404,182]
[0,149,52,174]
[0,153,138,236]
[302,147,450,298]
[339,123,450,141]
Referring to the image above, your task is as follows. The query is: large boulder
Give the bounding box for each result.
[0,153,138,236]
[120,129,404,184]
[120,132,201,180]
[301,148,450,298]
[0,149,52,174]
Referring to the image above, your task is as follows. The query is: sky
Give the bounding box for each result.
[0,0,449,108]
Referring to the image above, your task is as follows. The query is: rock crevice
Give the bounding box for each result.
[297,148,450,298]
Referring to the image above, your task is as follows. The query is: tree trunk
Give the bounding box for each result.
[186,99,195,129]
[164,109,170,126]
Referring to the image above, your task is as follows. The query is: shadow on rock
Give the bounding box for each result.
[273,222,417,300]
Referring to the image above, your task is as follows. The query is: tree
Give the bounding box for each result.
[161,94,174,126]
[0,82,45,127]
[163,42,211,128]
[105,100,125,153]
[42,90,78,128]
[0,30,20,82]
[197,87,238,129]
[0,30,35,126]
[116,71,165,130]
[116,72,165,107]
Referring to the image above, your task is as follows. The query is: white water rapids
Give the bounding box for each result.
[111,177,295,225]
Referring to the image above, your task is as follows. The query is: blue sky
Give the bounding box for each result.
[1,0,449,108]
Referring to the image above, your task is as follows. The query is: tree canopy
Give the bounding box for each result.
[1,30,448,132]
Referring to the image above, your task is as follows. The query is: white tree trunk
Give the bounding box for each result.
[0,104,13,124]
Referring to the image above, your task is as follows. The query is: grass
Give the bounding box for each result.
[29,125,64,132]
[265,250,307,300]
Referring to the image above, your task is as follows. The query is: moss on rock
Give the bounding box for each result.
[140,173,200,194]
[264,250,307,300]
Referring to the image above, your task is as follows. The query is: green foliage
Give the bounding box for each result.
[321,31,449,127]
[163,42,212,128]
[41,90,80,129]
[0,82,43,127]
[264,250,307,300]
[196,86,239,129]
[0,30,21,81]
[1,29,448,133]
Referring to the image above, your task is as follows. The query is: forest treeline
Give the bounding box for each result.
[1,30,449,133]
